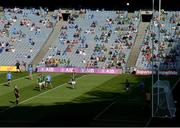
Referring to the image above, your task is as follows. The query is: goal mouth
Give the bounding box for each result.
[152,80,176,118]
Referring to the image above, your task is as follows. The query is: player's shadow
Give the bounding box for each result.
[9,101,15,104]
[25,77,31,80]
[33,87,48,92]
[3,84,9,87]
[33,87,40,92]
[66,85,74,89]
[119,82,139,85]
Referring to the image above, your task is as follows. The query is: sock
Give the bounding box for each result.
[16,100,18,105]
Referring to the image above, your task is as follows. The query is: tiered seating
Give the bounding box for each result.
[0,7,56,66]
[40,10,140,69]
[136,11,180,71]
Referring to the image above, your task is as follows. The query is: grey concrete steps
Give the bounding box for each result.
[128,13,134,18]
[71,39,96,67]
[31,12,66,65]
[127,22,149,68]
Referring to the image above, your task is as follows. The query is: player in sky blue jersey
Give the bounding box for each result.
[45,74,52,88]
[7,72,12,86]
[28,64,33,80]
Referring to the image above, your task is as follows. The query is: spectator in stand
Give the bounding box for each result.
[22,61,27,71]
[67,59,70,66]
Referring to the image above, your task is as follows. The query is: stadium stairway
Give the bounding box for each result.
[127,22,149,68]
[31,14,66,65]
[128,12,134,18]
[0,8,3,16]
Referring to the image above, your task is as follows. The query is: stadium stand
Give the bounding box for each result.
[136,11,180,72]
[38,10,140,70]
[0,7,56,68]
[0,7,179,74]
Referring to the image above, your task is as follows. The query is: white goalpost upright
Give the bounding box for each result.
[151,0,161,118]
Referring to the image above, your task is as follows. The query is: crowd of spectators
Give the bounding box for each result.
[1,8,179,72]
[41,58,71,67]
[88,11,139,69]
[0,7,56,65]
[136,11,180,71]
[40,10,140,69]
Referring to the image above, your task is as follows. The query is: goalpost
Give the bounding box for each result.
[152,80,176,118]
[151,0,177,119]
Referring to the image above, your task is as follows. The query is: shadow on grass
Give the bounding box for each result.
[25,77,30,80]
[33,88,40,92]
[3,84,9,87]
[0,88,150,127]
[9,101,15,104]
[66,86,74,89]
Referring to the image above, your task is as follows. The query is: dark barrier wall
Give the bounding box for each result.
[142,14,153,22]
[0,0,179,11]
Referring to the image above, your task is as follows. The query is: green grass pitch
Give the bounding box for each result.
[0,72,179,126]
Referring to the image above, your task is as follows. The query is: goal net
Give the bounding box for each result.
[153,80,176,118]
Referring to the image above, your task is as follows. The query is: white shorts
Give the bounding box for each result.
[42,81,45,85]
[38,82,43,87]
[38,82,45,87]
[72,81,76,85]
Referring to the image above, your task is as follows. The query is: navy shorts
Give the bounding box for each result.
[46,81,51,84]
[15,94,19,98]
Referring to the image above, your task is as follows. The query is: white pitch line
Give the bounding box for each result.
[93,98,117,120]
[0,73,62,86]
[36,96,65,99]
[94,118,146,123]
[144,116,153,127]
[171,77,180,90]
[0,75,87,113]
[0,73,38,86]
